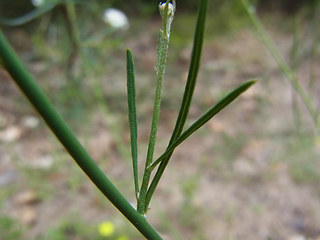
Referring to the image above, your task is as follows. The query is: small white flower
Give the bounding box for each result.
[103,8,129,30]
[31,0,45,7]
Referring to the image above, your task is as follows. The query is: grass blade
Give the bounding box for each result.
[148,80,256,171]
[126,49,139,199]
[145,0,208,212]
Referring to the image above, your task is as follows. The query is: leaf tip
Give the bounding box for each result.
[246,79,258,89]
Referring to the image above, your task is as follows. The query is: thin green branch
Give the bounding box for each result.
[0,0,85,26]
[0,2,58,26]
[0,30,162,240]
[65,1,81,49]
[66,5,131,161]
[137,0,175,214]
[126,49,139,199]
[63,1,81,77]
[145,0,207,212]
[241,0,320,134]
[308,4,320,94]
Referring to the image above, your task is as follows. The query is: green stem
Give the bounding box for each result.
[65,1,81,48]
[308,5,320,96]
[241,0,320,134]
[0,30,162,240]
[64,3,131,163]
[145,0,207,211]
[0,2,57,26]
[137,0,174,214]
[63,2,81,77]
[63,0,131,160]
[137,34,169,214]
[289,16,302,134]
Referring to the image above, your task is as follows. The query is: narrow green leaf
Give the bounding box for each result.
[145,0,208,211]
[170,0,207,143]
[148,80,256,171]
[126,49,139,199]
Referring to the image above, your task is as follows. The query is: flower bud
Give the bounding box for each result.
[159,1,176,39]
[159,1,175,18]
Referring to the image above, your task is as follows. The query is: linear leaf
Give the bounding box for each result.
[169,0,207,144]
[126,49,139,198]
[145,0,208,211]
[148,80,256,171]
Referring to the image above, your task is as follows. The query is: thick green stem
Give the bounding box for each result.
[0,30,162,240]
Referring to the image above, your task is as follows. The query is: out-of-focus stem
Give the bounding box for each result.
[241,0,320,134]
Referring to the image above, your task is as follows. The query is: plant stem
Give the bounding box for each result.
[0,2,57,26]
[137,0,174,214]
[63,1,81,78]
[309,4,320,96]
[63,0,131,160]
[0,30,163,240]
[63,3,132,165]
[145,0,207,211]
[65,1,81,49]
[289,16,302,134]
[241,0,320,134]
[137,33,169,214]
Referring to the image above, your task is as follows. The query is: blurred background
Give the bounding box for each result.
[0,0,320,239]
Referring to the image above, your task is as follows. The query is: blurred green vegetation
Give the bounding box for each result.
[0,217,23,240]
[0,214,138,240]
[35,215,116,240]
[0,0,318,20]
[285,137,320,185]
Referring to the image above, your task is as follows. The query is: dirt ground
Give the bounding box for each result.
[1,16,320,240]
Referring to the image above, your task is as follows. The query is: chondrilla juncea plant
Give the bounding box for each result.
[0,0,255,239]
